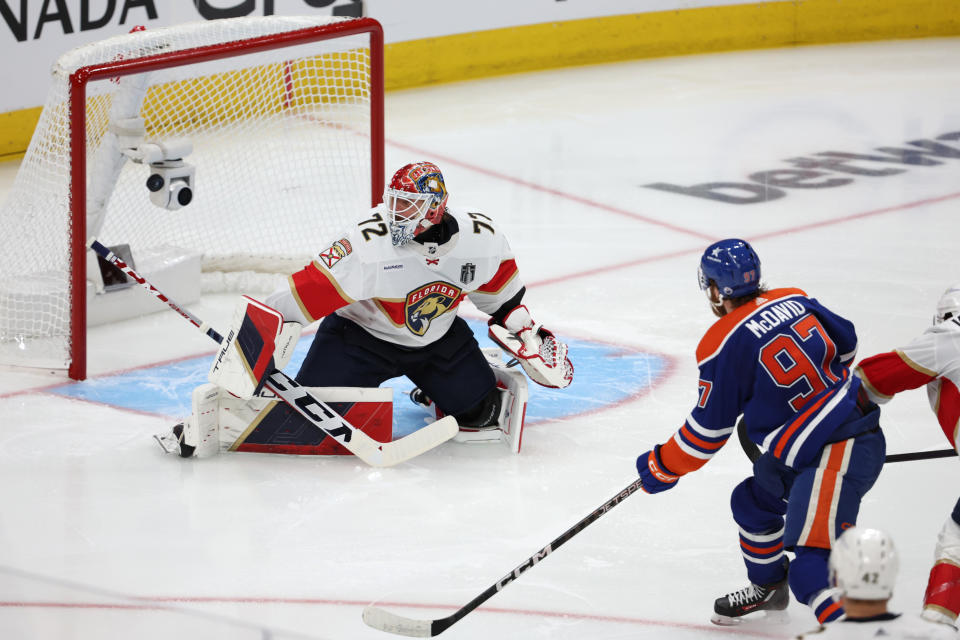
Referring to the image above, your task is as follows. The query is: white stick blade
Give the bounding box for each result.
[377,416,458,466]
[362,605,433,637]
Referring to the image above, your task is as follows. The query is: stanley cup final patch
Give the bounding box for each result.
[405,281,462,336]
[319,238,353,269]
[460,262,476,285]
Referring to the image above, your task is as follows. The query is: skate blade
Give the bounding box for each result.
[153,432,178,454]
[452,428,503,444]
[711,610,789,626]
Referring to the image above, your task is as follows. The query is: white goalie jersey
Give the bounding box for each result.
[265,205,524,347]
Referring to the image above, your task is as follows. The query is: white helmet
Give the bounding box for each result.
[829,527,899,600]
[934,284,960,325]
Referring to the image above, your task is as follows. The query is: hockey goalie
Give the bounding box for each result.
[158,161,573,459]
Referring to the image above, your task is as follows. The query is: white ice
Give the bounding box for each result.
[1,38,959,639]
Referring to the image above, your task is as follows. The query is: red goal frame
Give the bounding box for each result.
[66,18,384,380]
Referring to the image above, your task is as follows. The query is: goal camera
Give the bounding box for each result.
[125,139,195,211]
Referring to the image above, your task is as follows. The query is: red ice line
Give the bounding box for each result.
[0,596,782,637]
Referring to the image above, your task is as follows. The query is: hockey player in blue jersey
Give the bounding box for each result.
[636,239,885,626]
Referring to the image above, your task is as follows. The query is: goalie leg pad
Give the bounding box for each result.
[154,383,222,458]
[220,386,393,455]
[451,350,529,453]
[492,361,529,454]
[185,383,222,458]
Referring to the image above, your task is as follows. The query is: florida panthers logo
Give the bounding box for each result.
[405,281,461,336]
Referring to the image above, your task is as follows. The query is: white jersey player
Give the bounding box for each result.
[161,161,574,458]
[855,285,960,627]
[795,527,956,640]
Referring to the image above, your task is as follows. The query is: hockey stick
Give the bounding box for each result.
[362,477,644,637]
[736,419,957,465]
[87,238,457,467]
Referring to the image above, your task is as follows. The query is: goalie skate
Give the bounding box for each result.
[153,423,190,457]
[711,577,789,626]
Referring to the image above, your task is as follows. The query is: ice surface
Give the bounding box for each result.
[1,38,959,639]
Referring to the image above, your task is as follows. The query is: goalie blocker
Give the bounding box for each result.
[155,384,395,458]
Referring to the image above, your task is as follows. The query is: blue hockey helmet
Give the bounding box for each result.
[698,239,761,299]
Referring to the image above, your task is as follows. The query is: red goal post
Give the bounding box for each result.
[0,16,384,380]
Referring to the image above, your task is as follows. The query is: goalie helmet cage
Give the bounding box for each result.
[0,16,384,380]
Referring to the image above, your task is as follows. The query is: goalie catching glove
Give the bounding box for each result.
[208,296,301,399]
[488,305,573,389]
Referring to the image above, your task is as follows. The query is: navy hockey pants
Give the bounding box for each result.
[295,314,496,417]
[729,408,885,623]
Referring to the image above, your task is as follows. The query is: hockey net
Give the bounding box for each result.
[0,16,383,379]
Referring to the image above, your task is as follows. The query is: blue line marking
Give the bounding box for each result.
[49,319,667,437]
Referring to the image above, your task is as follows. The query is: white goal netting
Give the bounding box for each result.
[0,16,380,375]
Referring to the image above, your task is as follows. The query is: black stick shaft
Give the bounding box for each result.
[737,418,957,465]
[430,477,644,636]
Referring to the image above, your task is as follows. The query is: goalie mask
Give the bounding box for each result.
[384,162,449,246]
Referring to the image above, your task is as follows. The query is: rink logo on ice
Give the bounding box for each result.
[405,281,461,336]
[645,130,960,205]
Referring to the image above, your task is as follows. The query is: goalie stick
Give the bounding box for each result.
[87,238,457,467]
[736,418,956,465]
[362,477,644,637]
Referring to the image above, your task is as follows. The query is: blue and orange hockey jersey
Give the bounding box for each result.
[659,288,863,475]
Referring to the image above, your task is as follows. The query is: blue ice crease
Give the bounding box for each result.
[49,318,667,437]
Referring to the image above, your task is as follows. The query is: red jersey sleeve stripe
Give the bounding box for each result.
[856,350,937,398]
[289,262,355,323]
[936,378,960,450]
[474,259,518,295]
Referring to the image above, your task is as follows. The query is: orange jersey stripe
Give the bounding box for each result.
[856,350,937,398]
[475,259,518,295]
[679,425,726,451]
[804,441,848,549]
[659,436,709,475]
[817,601,843,623]
[290,262,354,322]
[772,389,833,459]
[740,540,783,555]
[696,288,808,364]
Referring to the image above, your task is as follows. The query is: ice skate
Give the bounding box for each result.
[711,577,789,625]
[153,423,194,458]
